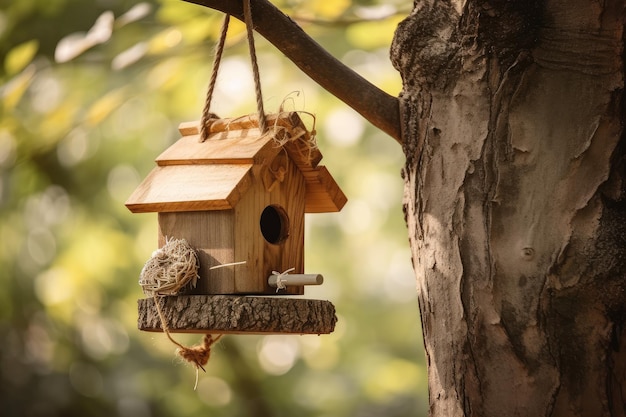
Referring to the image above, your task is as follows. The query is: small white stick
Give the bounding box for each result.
[268,273,324,288]
[210,261,247,270]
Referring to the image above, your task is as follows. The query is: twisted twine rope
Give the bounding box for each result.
[199,0,267,142]
[152,294,222,389]
[199,14,230,143]
[242,0,267,134]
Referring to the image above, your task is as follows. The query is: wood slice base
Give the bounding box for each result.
[138,295,337,334]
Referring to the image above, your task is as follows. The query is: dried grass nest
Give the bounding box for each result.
[139,237,199,296]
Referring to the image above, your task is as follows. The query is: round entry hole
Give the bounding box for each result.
[260,205,289,244]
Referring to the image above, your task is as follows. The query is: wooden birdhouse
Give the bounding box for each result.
[126,112,346,335]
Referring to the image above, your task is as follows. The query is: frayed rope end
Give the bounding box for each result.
[177,334,222,373]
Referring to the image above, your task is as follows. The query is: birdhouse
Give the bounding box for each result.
[126,112,346,334]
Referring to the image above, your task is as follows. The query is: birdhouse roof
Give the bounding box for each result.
[125,112,347,214]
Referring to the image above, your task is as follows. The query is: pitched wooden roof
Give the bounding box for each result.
[125,112,346,214]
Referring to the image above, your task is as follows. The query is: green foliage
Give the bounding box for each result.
[0,0,426,416]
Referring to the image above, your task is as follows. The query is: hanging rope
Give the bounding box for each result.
[200,14,230,143]
[199,0,267,142]
[243,0,267,134]
[152,294,222,390]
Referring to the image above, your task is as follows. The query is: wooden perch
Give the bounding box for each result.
[183,0,402,144]
[138,295,337,334]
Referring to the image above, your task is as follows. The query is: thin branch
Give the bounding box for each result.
[183,0,402,144]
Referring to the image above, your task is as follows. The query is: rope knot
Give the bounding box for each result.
[272,267,295,292]
[177,334,222,373]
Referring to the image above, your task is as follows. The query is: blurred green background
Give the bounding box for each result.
[0,0,427,416]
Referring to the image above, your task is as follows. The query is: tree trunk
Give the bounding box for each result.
[390,1,626,416]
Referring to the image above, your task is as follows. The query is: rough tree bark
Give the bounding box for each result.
[390,1,626,416]
[138,295,336,334]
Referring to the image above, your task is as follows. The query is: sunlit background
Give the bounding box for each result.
[0,0,427,416]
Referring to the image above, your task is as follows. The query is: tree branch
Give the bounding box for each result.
[183,0,402,144]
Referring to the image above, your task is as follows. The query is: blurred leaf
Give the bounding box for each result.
[116,2,153,28]
[112,41,148,70]
[147,28,183,55]
[307,0,351,19]
[55,11,114,63]
[346,16,404,49]
[84,88,127,126]
[4,39,39,76]
[2,64,35,110]
[38,100,80,146]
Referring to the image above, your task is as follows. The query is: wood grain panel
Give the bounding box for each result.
[158,211,236,294]
[125,164,252,213]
